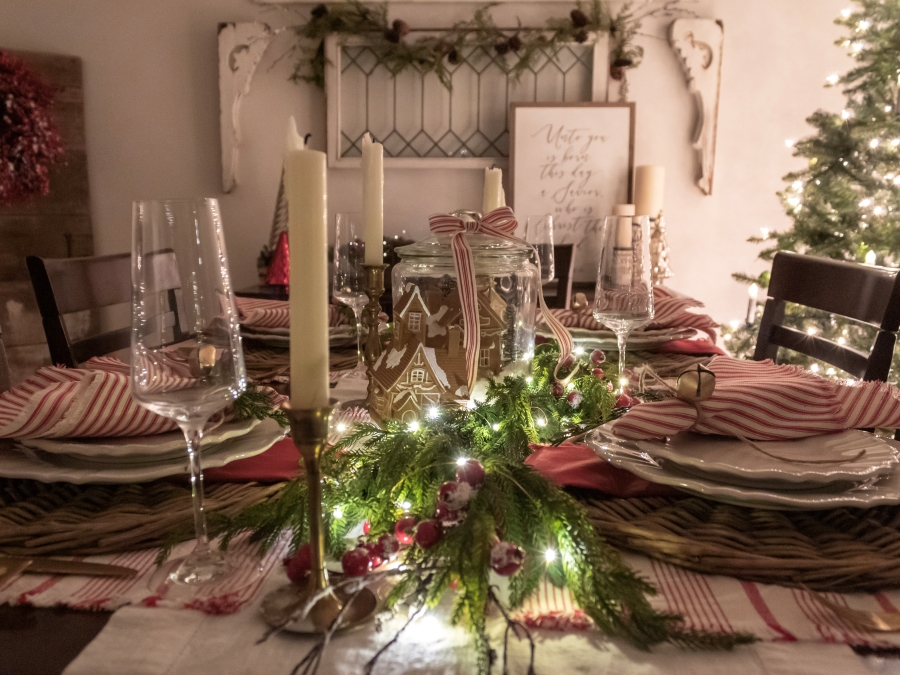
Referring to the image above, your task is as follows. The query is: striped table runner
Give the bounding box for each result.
[613,355,900,441]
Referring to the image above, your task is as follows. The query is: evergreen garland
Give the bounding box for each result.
[286,0,688,94]
[725,0,900,380]
[211,343,753,668]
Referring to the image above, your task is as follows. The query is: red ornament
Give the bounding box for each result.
[0,51,64,205]
[374,533,400,560]
[363,542,384,568]
[455,459,485,488]
[395,516,418,545]
[590,350,606,366]
[615,394,632,408]
[551,382,565,397]
[415,520,444,549]
[490,541,525,576]
[567,391,583,407]
[439,481,475,511]
[266,231,290,286]
[592,368,605,379]
[341,546,372,577]
[435,501,465,527]
[283,543,312,585]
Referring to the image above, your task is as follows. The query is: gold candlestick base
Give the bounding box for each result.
[361,264,388,414]
[260,402,377,633]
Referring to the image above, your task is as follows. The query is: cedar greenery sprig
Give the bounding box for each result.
[209,342,754,669]
[288,0,659,92]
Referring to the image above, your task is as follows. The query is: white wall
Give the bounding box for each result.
[1,0,852,324]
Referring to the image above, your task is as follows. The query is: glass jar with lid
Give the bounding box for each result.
[369,212,539,421]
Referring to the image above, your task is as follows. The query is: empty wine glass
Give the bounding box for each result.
[131,198,246,585]
[593,215,654,393]
[332,212,368,376]
[523,214,555,283]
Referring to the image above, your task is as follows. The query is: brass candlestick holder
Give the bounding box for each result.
[361,264,388,411]
[260,402,376,633]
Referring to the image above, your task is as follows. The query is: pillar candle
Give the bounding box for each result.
[361,133,384,265]
[284,116,329,409]
[483,167,503,214]
[634,166,665,218]
[615,216,634,249]
[612,204,635,216]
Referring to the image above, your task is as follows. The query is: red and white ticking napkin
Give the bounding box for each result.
[541,286,719,343]
[613,356,900,441]
[0,357,178,438]
[236,297,349,329]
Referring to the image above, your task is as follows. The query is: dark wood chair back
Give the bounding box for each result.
[753,251,900,381]
[26,252,183,368]
[0,324,10,393]
[544,243,576,309]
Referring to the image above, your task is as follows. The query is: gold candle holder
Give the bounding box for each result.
[361,264,388,411]
[260,402,376,633]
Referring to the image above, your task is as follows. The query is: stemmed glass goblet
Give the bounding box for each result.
[332,212,368,376]
[131,198,247,585]
[593,215,655,393]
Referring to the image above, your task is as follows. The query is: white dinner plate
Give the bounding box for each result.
[586,425,900,510]
[0,418,286,484]
[634,429,899,488]
[537,326,695,350]
[18,418,261,458]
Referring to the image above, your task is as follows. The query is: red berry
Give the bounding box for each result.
[363,542,383,568]
[435,501,465,527]
[374,533,400,560]
[439,480,475,511]
[592,368,604,378]
[551,382,565,397]
[283,543,312,585]
[341,546,372,577]
[490,541,525,576]
[363,521,371,535]
[455,459,485,488]
[415,520,444,549]
[567,391,583,407]
[395,516,418,545]
[615,394,632,408]
[590,349,606,366]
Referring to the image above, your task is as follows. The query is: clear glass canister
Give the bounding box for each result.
[370,223,538,421]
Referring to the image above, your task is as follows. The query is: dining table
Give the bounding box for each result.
[4,291,900,675]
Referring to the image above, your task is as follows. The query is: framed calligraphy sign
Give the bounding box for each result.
[509,102,635,282]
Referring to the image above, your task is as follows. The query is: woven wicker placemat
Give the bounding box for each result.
[584,496,900,592]
[0,478,284,557]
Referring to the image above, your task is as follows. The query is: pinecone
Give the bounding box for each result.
[447,47,459,65]
[612,56,634,68]
[310,4,328,19]
[610,65,625,81]
[570,9,589,29]
[508,34,522,52]
[495,40,510,56]
[384,19,409,44]
[574,29,589,43]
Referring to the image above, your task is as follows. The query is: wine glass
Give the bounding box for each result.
[593,215,654,393]
[332,212,368,376]
[523,214,555,283]
[131,198,247,585]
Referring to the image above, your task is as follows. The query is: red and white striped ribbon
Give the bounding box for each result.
[429,207,573,393]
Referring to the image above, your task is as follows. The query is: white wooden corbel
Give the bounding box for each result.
[669,18,724,196]
[218,21,273,193]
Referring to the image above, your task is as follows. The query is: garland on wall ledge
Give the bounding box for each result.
[284,0,691,97]
[0,50,64,205]
[204,343,753,673]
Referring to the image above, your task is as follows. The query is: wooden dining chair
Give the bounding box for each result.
[26,252,184,368]
[753,251,900,382]
[0,324,11,393]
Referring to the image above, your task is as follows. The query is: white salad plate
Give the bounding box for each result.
[634,429,899,488]
[586,425,900,510]
[537,326,695,350]
[0,418,286,484]
[18,418,261,458]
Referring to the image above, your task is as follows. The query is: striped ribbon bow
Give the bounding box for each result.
[428,206,574,395]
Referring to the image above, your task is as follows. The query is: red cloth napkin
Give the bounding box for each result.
[204,437,300,483]
[614,355,900,441]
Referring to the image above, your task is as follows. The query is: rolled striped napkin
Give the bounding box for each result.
[541,286,719,342]
[612,356,900,441]
[236,298,349,329]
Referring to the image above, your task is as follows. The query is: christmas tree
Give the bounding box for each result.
[725,0,900,379]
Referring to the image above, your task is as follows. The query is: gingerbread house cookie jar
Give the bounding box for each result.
[369,211,539,421]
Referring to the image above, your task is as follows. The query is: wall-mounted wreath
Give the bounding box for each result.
[0,50,64,206]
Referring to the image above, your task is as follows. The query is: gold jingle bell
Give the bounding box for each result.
[676,364,716,402]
